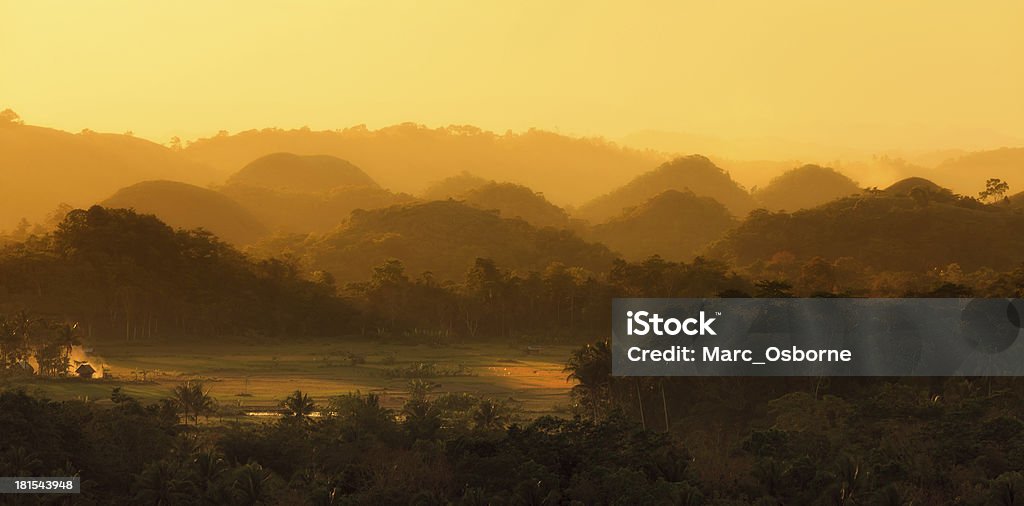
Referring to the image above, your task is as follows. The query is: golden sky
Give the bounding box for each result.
[3,1,1022,151]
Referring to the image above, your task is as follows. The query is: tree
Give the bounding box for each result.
[755,280,794,298]
[471,399,508,430]
[281,390,316,420]
[171,382,216,425]
[564,340,613,419]
[979,178,1010,203]
[0,109,22,126]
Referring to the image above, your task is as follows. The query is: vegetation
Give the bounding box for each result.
[576,155,756,222]
[588,189,735,261]
[303,200,616,285]
[102,180,269,245]
[709,188,1024,275]
[752,164,861,211]
[226,153,379,192]
[457,182,572,229]
[0,206,354,339]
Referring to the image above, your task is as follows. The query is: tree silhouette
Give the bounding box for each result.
[979,178,1010,203]
[171,382,215,425]
[281,390,316,420]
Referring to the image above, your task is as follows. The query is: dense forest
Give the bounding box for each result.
[6,357,1024,504]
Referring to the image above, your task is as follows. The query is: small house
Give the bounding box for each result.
[76,363,96,379]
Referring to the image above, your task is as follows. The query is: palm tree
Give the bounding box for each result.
[471,399,507,430]
[52,322,80,374]
[171,382,215,425]
[281,390,316,420]
[232,462,273,505]
[564,340,613,419]
[132,460,189,505]
[408,379,439,401]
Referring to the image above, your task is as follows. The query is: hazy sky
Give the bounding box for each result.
[3,1,1022,150]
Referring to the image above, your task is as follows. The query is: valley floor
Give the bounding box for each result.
[0,339,576,418]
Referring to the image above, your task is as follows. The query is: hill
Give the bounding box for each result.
[575,155,756,223]
[421,172,493,200]
[931,147,1024,195]
[753,165,860,211]
[181,124,664,206]
[0,205,352,337]
[226,153,377,192]
[587,190,735,261]
[102,181,268,245]
[884,177,946,195]
[1009,191,1024,209]
[0,112,214,230]
[220,184,415,234]
[457,183,571,228]
[301,200,617,283]
[708,191,1024,273]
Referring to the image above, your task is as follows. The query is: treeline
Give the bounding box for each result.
[0,206,353,340]
[563,341,1024,504]
[347,256,749,341]
[0,387,696,505]
[6,372,1024,504]
[3,205,1024,345]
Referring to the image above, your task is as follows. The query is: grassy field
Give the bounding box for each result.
[1,339,578,418]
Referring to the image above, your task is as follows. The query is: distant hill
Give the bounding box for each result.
[1008,191,1024,209]
[421,172,493,200]
[587,190,735,261]
[301,200,617,283]
[227,153,377,192]
[457,183,571,229]
[709,191,1024,272]
[0,114,214,230]
[221,184,415,234]
[102,181,268,245]
[932,147,1024,196]
[753,165,860,211]
[575,155,756,222]
[181,124,664,206]
[884,177,946,195]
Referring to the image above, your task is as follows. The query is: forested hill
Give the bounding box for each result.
[0,206,353,338]
[708,189,1024,273]
[181,124,663,205]
[752,164,860,211]
[101,180,269,245]
[575,155,755,223]
[587,190,734,261]
[0,112,213,230]
[303,200,616,284]
[457,182,572,229]
[226,153,378,191]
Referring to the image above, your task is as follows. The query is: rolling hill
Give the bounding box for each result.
[575,155,756,223]
[102,181,269,245]
[181,124,664,206]
[457,183,571,229]
[884,177,947,195]
[421,172,493,200]
[220,184,414,234]
[709,189,1024,273]
[226,153,377,192]
[301,200,617,283]
[931,147,1024,196]
[0,114,214,230]
[587,190,735,261]
[753,165,860,211]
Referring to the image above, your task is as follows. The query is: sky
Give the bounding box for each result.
[3,1,1023,152]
